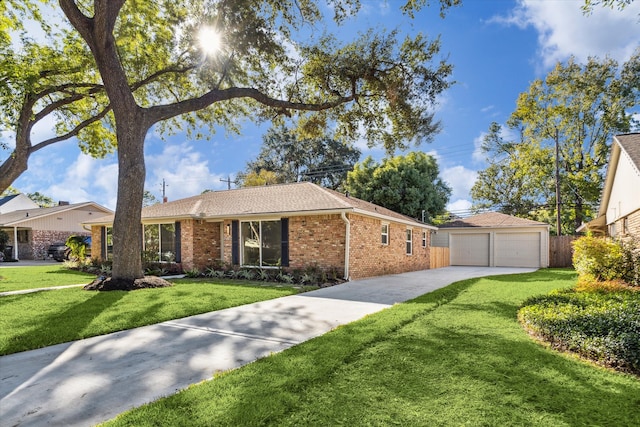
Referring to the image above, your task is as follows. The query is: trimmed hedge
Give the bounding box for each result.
[519,288,640,375]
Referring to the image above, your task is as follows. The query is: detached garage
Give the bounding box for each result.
[434,212,549,268]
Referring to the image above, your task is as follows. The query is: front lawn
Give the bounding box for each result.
[104,269,640,427]
[0,280,300,355]
[0,264,96,292]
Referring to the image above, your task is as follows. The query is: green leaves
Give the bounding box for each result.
[473,53,639,234]
[344,151,451,220]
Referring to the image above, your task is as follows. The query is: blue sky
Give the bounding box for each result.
[6,0,640,214]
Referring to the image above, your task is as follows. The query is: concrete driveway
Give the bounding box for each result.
[0,266,535,426]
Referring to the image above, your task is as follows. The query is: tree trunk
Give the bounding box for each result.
[0,149,29,195]
[110,110,148,282]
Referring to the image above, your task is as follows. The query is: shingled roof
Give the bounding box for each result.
[615,133,640,172]
[0,202,112,226]
[438,212,548,228]
[86,182,434,229]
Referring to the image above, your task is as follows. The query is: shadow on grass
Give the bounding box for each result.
[2,290,126,355]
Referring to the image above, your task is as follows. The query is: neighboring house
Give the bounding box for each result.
[85,182,436,280]
[0,201,113,260]
[578,133,640,239]
[0,194,39,214]
[433,212,550,268]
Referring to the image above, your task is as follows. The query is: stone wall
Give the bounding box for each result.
[31,230,89,260]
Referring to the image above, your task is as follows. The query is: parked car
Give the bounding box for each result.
[47,236,91,262]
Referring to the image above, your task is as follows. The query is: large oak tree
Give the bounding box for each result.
[32,0,453,288]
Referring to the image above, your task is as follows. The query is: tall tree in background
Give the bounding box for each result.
[4,0,455,288]
[27,191,55,207]
[473,52,639,234]
[238,125,361,189]
[471,123,552,218]
[344,152,451,221]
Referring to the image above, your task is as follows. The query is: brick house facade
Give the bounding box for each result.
[1,201,111,260]
[87,183,435,280]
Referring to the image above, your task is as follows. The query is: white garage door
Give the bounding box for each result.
[495,232,540,267]
[450,233,489,266]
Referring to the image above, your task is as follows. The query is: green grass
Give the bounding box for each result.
[0,280,299,355]
[104,269,640,427]
[0,264,96,292]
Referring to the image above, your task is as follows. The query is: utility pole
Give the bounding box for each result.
[220,176,233,190]
[161,179,168,203]
[554,128,562,236]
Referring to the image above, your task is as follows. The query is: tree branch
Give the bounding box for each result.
[58,0,93,41]
[146,87,355,127]
[30,104,112,154]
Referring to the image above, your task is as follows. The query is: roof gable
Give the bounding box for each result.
[0,202,112,226]
[597,133,640,218]
[616,133,640,172]
[439,212,548,229]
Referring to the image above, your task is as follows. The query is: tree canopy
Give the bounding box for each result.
[344,152,451,221]
[472,52,639,235]
[237,125,361,189]
[0,0,457,286]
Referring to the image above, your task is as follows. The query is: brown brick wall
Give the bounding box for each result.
[181,219,222,271]
[348,214,430,279]
[614,208,640,240]
[91,226,103,260]
[288,214,346,272]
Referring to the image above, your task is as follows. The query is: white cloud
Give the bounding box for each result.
[145,142,227,201]
[441,165,477,203]
[41,152,118,208]
[447,198,472,213]
[472,133,486,164]
[492,0,640,69]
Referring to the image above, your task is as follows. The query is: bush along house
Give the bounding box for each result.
[85,182,436,280]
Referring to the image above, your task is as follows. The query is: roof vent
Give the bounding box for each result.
[344,191,350,197]
[58,201,69,206]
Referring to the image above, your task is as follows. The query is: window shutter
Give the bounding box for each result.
[231,220,239,265]
[174,222,181,263]
[281,218,289,267]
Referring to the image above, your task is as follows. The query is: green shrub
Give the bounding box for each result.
[519,289,640,375]
[572,236,625,281]
[620,238,640,287]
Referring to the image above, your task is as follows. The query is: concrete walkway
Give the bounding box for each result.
[0,266,535,426]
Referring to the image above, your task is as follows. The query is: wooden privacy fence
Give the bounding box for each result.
[549,235,578,268]
[430,246,450,269]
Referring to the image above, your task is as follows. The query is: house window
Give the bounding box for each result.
[422,230,427,248]
[406,229,413,255]
[17,230,29,243]
[381,224,389,245]
[241,220,282,267]
[143,223,176,262]
[623,217,629,235]
[106,226,113,260]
